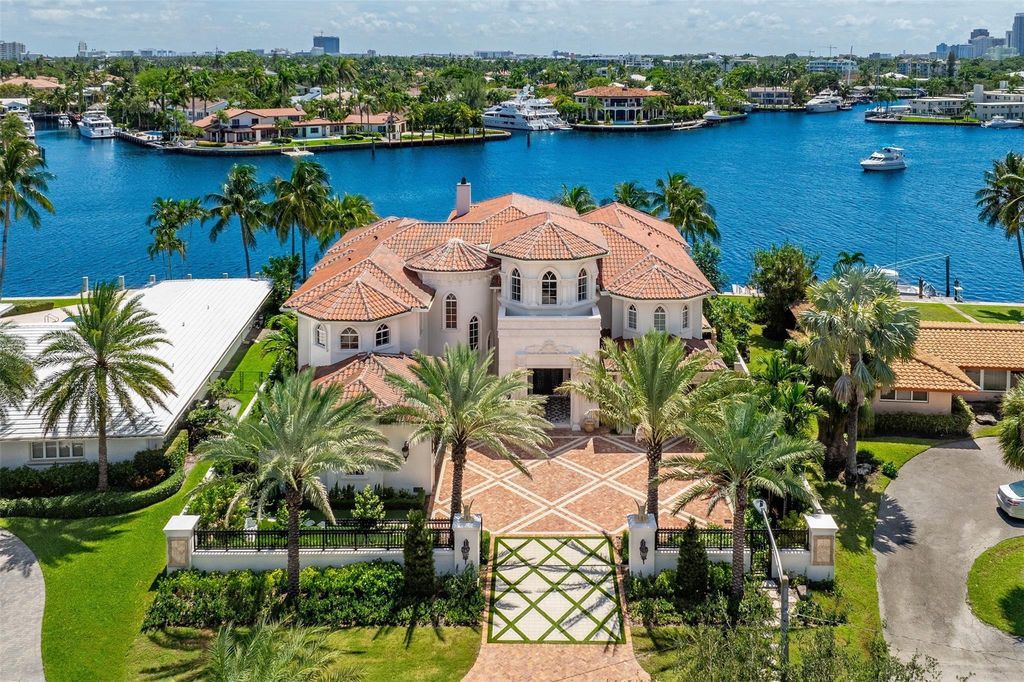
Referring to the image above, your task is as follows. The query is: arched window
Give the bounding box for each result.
[541,271,558,305]
[339,327,359,350]
[468,316,480,350]
[314,323,327,347]
[444,293,458,329]
[653,306,667,332]
[375,324,391,347]
[509,268,522,302]
[577,268,588,302]
[627,304,638,330]
[680,305,690,329]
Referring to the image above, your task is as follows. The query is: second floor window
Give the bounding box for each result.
[339,328,359,350]
[444,293,458,329]
[541,271,558,305]
[315,324,327,347]
[627,305,637,330]
[469,316,480,350]
[375,324,390,347]
[509,269,522,302]
[653,306,666,332]
[577,269,588,302]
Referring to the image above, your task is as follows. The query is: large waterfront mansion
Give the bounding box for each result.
[285,180,717,432]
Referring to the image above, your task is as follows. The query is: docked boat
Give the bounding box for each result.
[78,111,115,139]
[482,86,570,131]
[14,111,35,138]
[981,115,1023,129]
[702,109,727,121]
[864,104,911,119]
[860,146,906,172]
[282,148,313,157]
[57,113,71,127]
[806,93,843,113]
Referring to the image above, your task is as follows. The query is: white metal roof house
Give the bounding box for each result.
[0,278,270,469]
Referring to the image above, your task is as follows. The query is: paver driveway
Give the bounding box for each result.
[488,536,624,644]
[874,438,1024,680]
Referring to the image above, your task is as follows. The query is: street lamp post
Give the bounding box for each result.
[753,498,789,674]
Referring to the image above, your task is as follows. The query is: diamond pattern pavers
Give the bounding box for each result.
[489,537,624,645]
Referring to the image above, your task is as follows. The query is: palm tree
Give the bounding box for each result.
[651,172,720,244]
[556,184,596,213]
[385,345,552,520]
[659,398,820,615]
[833,250,866,271]
[612,181,652,211]
[585,96,602,121]
[261,313,298,377]
[998,382,1024,471]
[799,266,919,482]
[561,332,747,515]
[0,321,34,423]
[204,621,356,682]
[270,160,330,279]
[205,164,266,278]
[976,152,1024,276]
[145,197,206,279]
[30,282,175,491]
[199,369,400,605]
[0,117,54,299]
[318,193,378,251]
[334,57,359,105]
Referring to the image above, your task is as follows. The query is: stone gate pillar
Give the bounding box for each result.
[805,513,838,582]
[452,513,482,573]
[163,515,200,573]
[627,513,658,577]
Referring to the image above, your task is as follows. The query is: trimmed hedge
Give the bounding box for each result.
[0,301,55,317]
[0,431,190,518]
[874,395,974,439]
[143,562,484,629]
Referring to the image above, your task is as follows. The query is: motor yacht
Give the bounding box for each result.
[860,146,906,172]
[864,104,911,119]
[57,113,72,127]
[78,111,115,138]
[14,110,35,138]
[981,115,1023,129]
[702,109,727,121]
[482,86,570,131]
[806,92,843,113]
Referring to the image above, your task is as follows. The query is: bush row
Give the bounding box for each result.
[0,301,55,317]
[873,396,974,439]
[143,561,484,629]
[327,483,425,511]
[0,467,185,518]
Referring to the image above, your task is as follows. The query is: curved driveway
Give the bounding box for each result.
[874,438,1024,680]
[0,529,45,681]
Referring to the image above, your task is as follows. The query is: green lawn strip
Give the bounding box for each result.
[223,338,277,407]
[746,323,784,372]
[974,423,1003,438]
[906,302,970,322]
[966,536,1024,636]
[0,462,210,682]
[126,625,482,682]
[953,303,1024,325]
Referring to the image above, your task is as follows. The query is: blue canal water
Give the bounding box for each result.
[15,110,1024,301]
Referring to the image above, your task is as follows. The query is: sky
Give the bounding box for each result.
[2,0,1022,58]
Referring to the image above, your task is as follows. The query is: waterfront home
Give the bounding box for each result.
[193,107,406,143]
[0,97,30,114]
[908,95,966,117]
[0,75,60,91]
[872,321,1024,416]
[573,85,668,122]
[0,279,270,469]
[283,181,717,491]
[744,87,792,106]
[897,58,953,78]
[969,83,1024,122]
[177,98,228,123]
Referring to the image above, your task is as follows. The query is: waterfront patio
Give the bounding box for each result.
[431,432,732,534]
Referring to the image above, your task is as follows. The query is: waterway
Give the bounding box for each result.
[13,109,1024,301]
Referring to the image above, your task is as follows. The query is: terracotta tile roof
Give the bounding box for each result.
[0,76,60,91]
[311,353,419,410]
[916,321,1024,370]
[406,238,499,272]
[490,212,609,261]
[342,112,406,125]
[584,203,686,245]
[887,351,978,392]
[449,193,577,224]
[574,86,668,98]
[193,107,302,128]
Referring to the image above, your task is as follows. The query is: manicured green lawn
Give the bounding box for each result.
[905,302,970,322]
[0,462,210,682]
[127,625,482,681]
[974,423,1003,438]
[223,339,277,408]
[967,536,1024,636]
[746,323,784,372]
[954,303,1024,325]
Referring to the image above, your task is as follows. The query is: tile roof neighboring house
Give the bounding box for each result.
[574,86,668,98]
[449,193,577,224]
[490,212,609,261]
[406,238,498,272]
[341,112,406,125]
[193,107,303,128]
[311,353,419,409]
[0,76,61,91]
[915,321,1024,370]
[887,351,978,393]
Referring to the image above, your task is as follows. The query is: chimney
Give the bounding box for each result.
[148,274,157,285]
[81,276,89,293]
[454,177,471,218]
[117,275,125,290]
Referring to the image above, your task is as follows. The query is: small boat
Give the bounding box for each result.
[57,114,71,127]
[702,109,726,121]
[860,146,906,172]
[14,111,35,138]
[981,115,1023,129]
[282,148,313,157]
[864,104,910,119]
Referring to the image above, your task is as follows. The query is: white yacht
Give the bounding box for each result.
[57,113,72,127]
[982,115,1024,129]
[806,93,843,113]
[860,146,906,172]
[482,86,570,131]
[78,111,115,139]
[864,104,911,119]
[702,109,727,121]
[14,111,35,138]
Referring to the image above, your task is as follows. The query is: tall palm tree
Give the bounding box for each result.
[385,345,552,520]
[205,621,356,682]
[205,164,266,278]
[270,160,330,279]
[334,57,359,105]
[0,117,54,299]
[612,181,652,211]
[199,369,400,605]
[145,197,206,279]
[833,250,866,271]
[799,266,919,482]
[976,152,1024,276]
[998,382,1024,471]
[562,332,747,515]
[30,282,175,491]
[261,312,298,377]
[0,320,35,423]
[651,172,720,244]
[318,193,378,251]
[659,398,820,615]
[555,184,596,213]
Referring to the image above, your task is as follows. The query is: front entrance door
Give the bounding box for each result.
[532,368,566,395]
[531,369,570,425]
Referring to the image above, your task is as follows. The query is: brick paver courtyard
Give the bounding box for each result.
[432,433,731,533]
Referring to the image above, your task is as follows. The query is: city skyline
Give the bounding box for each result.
[2,0,1022,59]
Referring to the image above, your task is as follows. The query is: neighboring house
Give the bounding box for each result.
[573,85,668,122]
[177,99,229,123]
[873,321,1024,415]
[192,107,406,143]
[0,279,270,469]
[969,83,1024,121]
[908,96,966,117]
[0,97,30,114]
[0,75,61,91]
[744,87,793,106]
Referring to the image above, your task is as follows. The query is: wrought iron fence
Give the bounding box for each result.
[655,527,808,551]
[195,519,453,552]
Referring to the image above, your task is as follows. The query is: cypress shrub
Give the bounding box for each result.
[674,520,709,611]
[403,510,436,600]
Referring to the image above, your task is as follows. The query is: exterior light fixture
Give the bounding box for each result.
[639,539,649,564]
[461,538,470,563]
[401,441,410,461]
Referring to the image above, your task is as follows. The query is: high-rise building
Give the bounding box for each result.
[1013,13,1024,55]
[313,35,340,55]
[0,41,27,61]
[77,41,87,57]
[970,28,990,40]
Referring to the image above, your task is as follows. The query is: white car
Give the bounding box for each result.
[996,480,1024,519]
